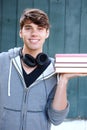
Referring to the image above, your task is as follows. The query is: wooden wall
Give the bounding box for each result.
[0,0,87,118]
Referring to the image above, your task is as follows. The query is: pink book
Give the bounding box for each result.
[55,67,87,73]
[55,54,87,57]
[55,54,87,63]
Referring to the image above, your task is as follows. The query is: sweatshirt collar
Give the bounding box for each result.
[8,55,55,96]
[13,55,56,80]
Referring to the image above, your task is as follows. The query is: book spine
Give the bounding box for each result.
[55,67,87,73]
[55,54,87,57]
[55,57,87,62]
[55,63,87,67]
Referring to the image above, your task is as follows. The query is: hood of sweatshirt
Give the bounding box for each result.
[3,47,56,96]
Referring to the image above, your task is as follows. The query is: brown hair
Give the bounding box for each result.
[20,8,50,30]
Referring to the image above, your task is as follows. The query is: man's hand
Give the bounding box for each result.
[59,73,87,82]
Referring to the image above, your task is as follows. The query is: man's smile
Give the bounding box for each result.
[29,39,40,43]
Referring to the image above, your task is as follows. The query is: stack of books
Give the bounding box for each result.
[55,54,87,73]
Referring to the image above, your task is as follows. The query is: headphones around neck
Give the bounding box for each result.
[19,49,49,67]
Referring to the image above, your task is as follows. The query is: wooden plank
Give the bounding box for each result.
[78,77,87,118]
[64,0,82,118]
[1,0,17,51]
[49,0,66,57]
[65,0,81,53]
[78,0,87,118]
[67,78,79,118]
[0,0,2,51]
[33,0,48,12]
[80,0,87,53]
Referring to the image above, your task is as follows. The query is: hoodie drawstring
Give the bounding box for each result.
[8,59,13,96]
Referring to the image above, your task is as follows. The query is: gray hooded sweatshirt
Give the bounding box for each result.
[0,47,69,130]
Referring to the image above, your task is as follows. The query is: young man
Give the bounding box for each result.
[0,8,86,130]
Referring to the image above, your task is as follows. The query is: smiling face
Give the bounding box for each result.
[19,20,49,55]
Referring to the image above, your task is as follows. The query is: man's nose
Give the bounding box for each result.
[31,29,39,37]
[32,28,38,34]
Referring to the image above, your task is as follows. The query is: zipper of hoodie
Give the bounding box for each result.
[20,86,29,130]
[12,58,56,130]
[16,68,56,130]
[12,60,42,130]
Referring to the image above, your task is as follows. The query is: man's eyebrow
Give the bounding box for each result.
[24,24,32,27]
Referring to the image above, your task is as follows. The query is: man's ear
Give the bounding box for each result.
[46,29,50,39]
[19,30,22,38]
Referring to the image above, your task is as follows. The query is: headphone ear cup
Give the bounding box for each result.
[23,54,36,67]
[19,49,49,67]
[36,53,49,66]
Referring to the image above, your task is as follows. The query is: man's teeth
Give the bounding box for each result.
[30,39,39,43]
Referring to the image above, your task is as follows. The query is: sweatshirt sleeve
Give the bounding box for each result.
[46,101,70,125]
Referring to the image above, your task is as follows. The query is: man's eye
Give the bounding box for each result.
[25,26,31,30]
[38,27,44,30]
